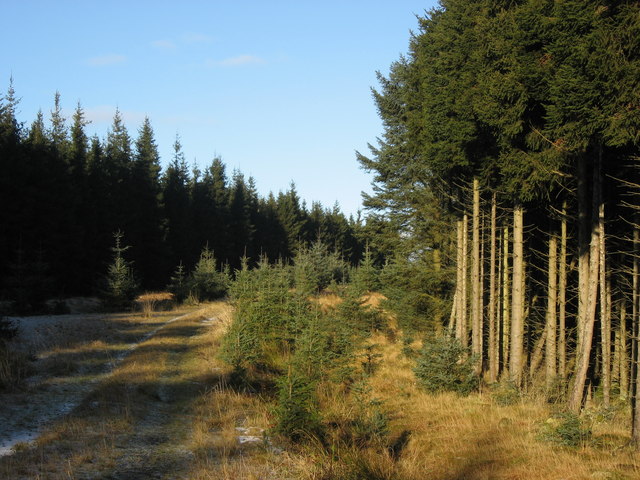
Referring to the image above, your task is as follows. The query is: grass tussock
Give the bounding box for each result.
[135,291,176,317]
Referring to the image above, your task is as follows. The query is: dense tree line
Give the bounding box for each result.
[0,83,364,312]
[360,0,640,441]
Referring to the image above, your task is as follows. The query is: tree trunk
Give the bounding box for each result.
[559,201,568,379]
[530,329,547,380]
[461,214,469,348]
[569,152,601,413]
[454,219,463,340]
[546,232,558,390]
[620,299,629,401]
[449,291,457,336]
[502,224,511,376]
[599,199,611,407]
[489,192,498,382]
[472,178,482,366]
[510,205,525,387]
[632,224,640,444]
[577,157,590,350]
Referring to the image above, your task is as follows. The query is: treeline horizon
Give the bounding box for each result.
[0,83,366,312]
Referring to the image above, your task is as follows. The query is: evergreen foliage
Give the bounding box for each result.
[293,241,348,295]
[273,371,323,441]
[350,245,380,295]
[220,260,389,445]
[413,336,478,396]
[101,231,138,311]
[188,247,229,302]
[167,262,189,303]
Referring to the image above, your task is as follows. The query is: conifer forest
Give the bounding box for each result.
[2,1,640,479]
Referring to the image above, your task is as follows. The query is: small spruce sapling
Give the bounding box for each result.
[102,231,138,310]
[414,335,479,395]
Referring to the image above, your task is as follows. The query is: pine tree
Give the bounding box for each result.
[102,231,138,311]
[162,135,192,270]
[130,117,165,286]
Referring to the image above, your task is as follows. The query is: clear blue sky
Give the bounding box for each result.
[1,1,438,217]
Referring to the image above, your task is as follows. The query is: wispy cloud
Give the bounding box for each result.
[182,32,213,44]
[87,54,126,67]
[84,106,146,126]
[207,54,267,67]
[151,39,177,51]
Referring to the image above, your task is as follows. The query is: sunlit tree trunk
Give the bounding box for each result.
[632,224,640,444]
[577,159,590,351]
[489,192,498,382]
[502,224,511,376]
[461,214,469,348]
[569,152,601,413]
[454,220,463,339]
[558,202,568,380]
[510,205,525,387]
[530,329,547,379]
[546,232,558,390]
[619,299,629,401]
[472,178,482,367]
[599,209,611,407]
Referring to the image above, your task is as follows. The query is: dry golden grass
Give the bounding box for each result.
[184,302,292,478]
[328,330,640,480]
[135,291,176,317]
[313,291,387,313]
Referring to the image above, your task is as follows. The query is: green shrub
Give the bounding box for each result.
[167,262,189,303]
[350,245,380,295]
[101,231,138,310]
[293,241,347,295]
[189,247,229,301]
[221,260,311,372]
[273,372,323,442]
[538,411,591,447]
[413,335,478,395]
[490,381,521,406]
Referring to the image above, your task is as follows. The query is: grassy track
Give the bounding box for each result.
[0,303,281,479]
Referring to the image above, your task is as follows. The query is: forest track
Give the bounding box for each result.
[0,306,220,479]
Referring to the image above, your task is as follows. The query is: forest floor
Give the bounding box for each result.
[1,299,640,479]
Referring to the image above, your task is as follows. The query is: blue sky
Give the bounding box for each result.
[1,1,438,216]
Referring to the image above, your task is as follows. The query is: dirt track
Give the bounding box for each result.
[0,308,211,478]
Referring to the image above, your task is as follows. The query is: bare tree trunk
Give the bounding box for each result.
[510,205,525,387]
[546,233,558,390]
[578,158,590,350]
[502,224,511,376]
[600,210,611,408]
[461,214,469,348]
[620,299,629,401]
[455,220,463,341]
[632,224,640,445]
[489,192,498,382]
[569,152,601,413]
[472,178,482,366]
[530,329,547,380]
[559,201,568,380]
[449,290,457,336]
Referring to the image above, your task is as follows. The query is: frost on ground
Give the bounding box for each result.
[0,310,189,457]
